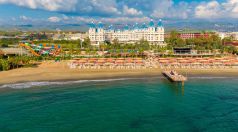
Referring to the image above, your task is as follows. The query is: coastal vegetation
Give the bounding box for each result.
[165,31,237,54]
[0,30,237,67]
[0,30,22,36]
[0,56,34,71]
[0,38,20,47]
[34,31,237,56]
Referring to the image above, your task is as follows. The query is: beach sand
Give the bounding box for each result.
[0,61,238,85]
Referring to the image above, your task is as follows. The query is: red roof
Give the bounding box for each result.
[224,41,238,46]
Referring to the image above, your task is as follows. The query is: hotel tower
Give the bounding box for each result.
[88,19,165,46]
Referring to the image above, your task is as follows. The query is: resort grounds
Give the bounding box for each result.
[0,56,238,85]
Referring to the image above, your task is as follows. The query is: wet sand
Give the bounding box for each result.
[0,61,238,85]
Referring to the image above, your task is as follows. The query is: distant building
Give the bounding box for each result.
[52,34,65,40]
[0,36,16,39]
[52,32,87,41]
[64,33,88,41]
[218,32,238,40]
[178,32,210,39]
[0,48,30,56]
[88,19,165,46]
[224,41,238,47]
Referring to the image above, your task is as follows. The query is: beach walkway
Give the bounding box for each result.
[162,70,187,82]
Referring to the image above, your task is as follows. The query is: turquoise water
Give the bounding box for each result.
[0,77,238,132]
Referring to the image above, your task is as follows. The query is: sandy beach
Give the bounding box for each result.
[0,61,238,85]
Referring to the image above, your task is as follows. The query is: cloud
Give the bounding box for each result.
[123,5,143,16]
[151,1,190,19]
[195,0,238,19]
[48,16,61,22]
[0,0,77,11]
[67,16,150,24]
[195,1,221,19]
[0,0,120,16]
[1,0,238,25]
[0,0,193,19]
[19,15,29,21]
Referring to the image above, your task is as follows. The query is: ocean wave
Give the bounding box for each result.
[189,76,237,79]
[1,76,236,89]
[0,78,143,89]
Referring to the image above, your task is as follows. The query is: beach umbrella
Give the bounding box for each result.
[169,59,177,62]
[78,60,87,63]
[215,57,223,60]
[117,58,125,60]
[199,59,209,62]
[125,59,133,63]
[171,62,180,65]
[107,58,115,62]
[89,58,97,60]
[234,61,238,65]
[196,58,204,60]
[135,60,143,63]
[85,62,94,66]
[159,60,170,63]
[115,61,124,65]
[213,62,222,65]
[97,60,106,63]
[88,60,96,63]
[81,58,88,60]
[134,58,143,60]
[178,60,189,63]
[104,62,114,66]
[220,59,230,62]
[202,61,212,65]
[177,58,185,60]
[224,62,233,66]
[192,62,201,65]
[158,58,169,60]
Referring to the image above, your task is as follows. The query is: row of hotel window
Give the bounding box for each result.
[90,37,163,40]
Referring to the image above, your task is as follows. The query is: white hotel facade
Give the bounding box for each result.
[88,20,165,46]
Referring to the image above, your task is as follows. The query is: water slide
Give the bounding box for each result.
[19,43,61,56]
[19,43,40,56]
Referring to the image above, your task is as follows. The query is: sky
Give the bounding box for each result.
[0,0,237,25]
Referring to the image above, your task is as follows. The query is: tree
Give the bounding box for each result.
[0,59,10,71]
[100,43,107,52]
[139,39,150,51]
[112,38,119,45]
[166,30,186,48]
[82,37,91,48]
[77,39,82,49]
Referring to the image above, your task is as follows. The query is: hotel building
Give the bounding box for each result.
[178,32,210,39]
[88,20,165,46]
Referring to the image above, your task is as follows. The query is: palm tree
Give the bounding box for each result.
[0,59,10,71]
[100,43,107,52]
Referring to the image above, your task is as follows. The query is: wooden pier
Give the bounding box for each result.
[162,70,187,83]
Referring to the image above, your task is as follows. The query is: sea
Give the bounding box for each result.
[0,76,238,132]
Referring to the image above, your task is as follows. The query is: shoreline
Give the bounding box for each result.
[1,61,238,85]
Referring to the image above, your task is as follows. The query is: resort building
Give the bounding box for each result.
[88,20,165,46]
[64,33,88,41]
[224,41,238,48]
[52,32,87,41]
[218,32,238,40]
[178,32,210,39]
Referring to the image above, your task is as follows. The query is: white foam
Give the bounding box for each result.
[189,76,236,79]
[0,78,143,89]
[1,76,236,89]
